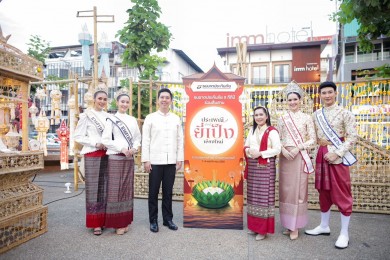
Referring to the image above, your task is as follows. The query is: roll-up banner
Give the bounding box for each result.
[182,66,245,229]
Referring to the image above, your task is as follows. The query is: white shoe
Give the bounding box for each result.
[305,225,331,236]
[335,234,349,249]
[255,234,266,241]
[247,230,256,235]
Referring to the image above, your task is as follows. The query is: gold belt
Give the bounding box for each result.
[317,139,332,146]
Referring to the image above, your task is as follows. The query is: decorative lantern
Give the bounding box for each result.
[50,89,62,125]
[56,119,70,170]
[98,33,112,78]
[35,109,50,155]
[29,100,39,125]
[4,125,20,151]
[78,24,92,71]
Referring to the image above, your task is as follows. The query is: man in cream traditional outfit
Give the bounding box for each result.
[305,81,357,249]
[142,88,184,233]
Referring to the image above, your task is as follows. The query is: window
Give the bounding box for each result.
[273,64,290,83]
[252,65,267,84]
[345,44,355,63]
[383,41,390,60]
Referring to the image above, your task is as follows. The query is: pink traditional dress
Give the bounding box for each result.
[244,125,281,235]
[313,103,357,216]
[277,111,316,231]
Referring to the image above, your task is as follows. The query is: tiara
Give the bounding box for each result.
[285,81,303,97]
[93,82,108,95]
[114,88,130,101]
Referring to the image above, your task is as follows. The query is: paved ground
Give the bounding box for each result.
[2,166,389,260]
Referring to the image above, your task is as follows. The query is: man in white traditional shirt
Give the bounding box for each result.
[142,88,184,233]
[305,81,357,249]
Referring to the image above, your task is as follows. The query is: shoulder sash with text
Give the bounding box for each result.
[86,110,105,134]
[315,108,357,166]
[282,113,314,173]
[106,115,134,149]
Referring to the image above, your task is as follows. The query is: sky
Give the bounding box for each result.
[0,0,339,71]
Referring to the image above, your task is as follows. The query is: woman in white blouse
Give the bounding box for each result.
[244,106,281,241]
[74,89,109,236]
[101,90,141,235]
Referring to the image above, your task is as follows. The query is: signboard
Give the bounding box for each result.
[183,66,245,229]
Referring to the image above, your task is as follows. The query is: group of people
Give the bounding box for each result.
[244,81,357,249]
[74,80,356,250]
[74,87,183,236]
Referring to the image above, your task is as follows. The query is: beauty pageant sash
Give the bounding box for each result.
[86,110,105,134]
[315,108,357,166]
[282,113,314,173]
[106,115,134,149]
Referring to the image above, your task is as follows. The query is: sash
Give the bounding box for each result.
[315,109,357,166]
[86,110,105,134]
[106,115,134,149]
[282,113,314,173]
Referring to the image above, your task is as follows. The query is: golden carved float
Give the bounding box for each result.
[0,27,46,254]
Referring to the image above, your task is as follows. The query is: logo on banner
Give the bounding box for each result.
[191,82,238,92]
[190,107,238,155]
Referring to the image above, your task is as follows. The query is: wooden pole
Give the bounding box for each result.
[73,75,79,191]
[129,78,133,116]
[93,6,98,89]
[149,79,153,113]
[137,81,141,120]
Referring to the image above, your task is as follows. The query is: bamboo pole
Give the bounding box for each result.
[138,82,141,121]
[129,77,133,116]
[73,75,79,191]
[149,78,153,113]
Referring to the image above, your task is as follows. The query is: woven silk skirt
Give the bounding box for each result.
[246,157,276,235]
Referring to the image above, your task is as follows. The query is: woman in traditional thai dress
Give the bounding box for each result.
[101,89,141,235]
[277,83,316,240]
[74,89,109,236]
[244,106,281,241]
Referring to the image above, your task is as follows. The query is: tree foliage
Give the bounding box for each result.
[108,79,156,119]
[333,0,390,52]
[26,35,51,64]
[117,0,172,80]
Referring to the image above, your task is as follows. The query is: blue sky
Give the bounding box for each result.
[0,0,338,71]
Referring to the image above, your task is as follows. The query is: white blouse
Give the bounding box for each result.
[74,109,109,155]
[244,124,281,159]
[101,112,141,155]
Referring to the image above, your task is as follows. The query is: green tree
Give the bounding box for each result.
[26,35,51,64]
[332,0,390,52]
[116,0,172,80]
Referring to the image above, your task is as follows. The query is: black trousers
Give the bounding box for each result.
[148,164,176,223]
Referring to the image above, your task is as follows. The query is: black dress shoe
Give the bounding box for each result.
[150,221,159,233]
[163,220,178,231]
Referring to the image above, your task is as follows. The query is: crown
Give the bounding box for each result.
[285,80,303,97]
[114,88,130,101]
[93,82,108,96]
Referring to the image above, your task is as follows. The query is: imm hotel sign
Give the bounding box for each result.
[226,28,311,47]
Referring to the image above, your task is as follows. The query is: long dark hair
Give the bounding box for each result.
[252,106,271,134]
